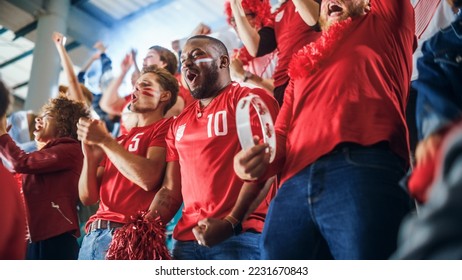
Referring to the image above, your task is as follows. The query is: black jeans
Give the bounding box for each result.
[26,232,79,260]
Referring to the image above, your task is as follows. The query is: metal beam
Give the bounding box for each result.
[0,39,80,69]
[65,40,81,52]
[12,81,29,90]
[5,0,46,17]
[0,49,33,68]
[72,4,115,28]
[117,0,169,25]
[13,21,38,40]
[6,0,110,50]
[66,6,111,49]
[71,0,90,6]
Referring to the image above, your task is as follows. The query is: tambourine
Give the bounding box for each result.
[236,94,276,163]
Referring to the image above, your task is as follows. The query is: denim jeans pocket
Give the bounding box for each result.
[343,147,405,175]
[434,49,462,67]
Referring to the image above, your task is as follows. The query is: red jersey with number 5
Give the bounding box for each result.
[86,117,173,229]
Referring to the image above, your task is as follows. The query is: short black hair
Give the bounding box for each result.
[0,80,11,117]
[187,35,229,57]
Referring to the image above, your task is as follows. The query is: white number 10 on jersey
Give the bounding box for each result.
[207,111,228,138]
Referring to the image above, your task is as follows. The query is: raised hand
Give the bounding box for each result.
[52,31,66,46]
[120,53,134,74]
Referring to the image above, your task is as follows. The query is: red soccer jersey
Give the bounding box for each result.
[265,0,320,88]
[275,0,416,184]
[166,82,279,241]
[86,118,172,228]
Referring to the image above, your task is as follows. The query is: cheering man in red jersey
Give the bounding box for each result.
[147,35,279,260]
[234,0,417,259]
[77,65,178,260]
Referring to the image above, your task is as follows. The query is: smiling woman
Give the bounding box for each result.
[0,96,90,260]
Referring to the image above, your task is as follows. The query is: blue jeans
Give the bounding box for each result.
[261,144,412,259]
[173,232,261,260]
[78,228,115,260]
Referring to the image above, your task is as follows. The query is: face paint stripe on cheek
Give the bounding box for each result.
[194,58,214,65]
[140,89,156,97]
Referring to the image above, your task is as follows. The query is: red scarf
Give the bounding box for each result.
[288,18,354,80]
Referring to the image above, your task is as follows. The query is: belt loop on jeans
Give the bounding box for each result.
[90,219,125,231]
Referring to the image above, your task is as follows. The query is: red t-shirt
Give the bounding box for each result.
[0,165,26,259]
[87,118,172,228]
[275,0,416,184]
[264,0,320,88]
[166,82,279,241]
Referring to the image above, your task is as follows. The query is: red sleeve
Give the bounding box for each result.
[259,79,294,179]
[373,0,414,28]
[148,118,172,148]
[0,166,26,259]
[0,135,82,174]
[274,79,293,140]
[165,119,179,162]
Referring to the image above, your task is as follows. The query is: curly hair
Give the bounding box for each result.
[148,45,178,75]
[224,0,273,29]
[141,65,179,115]
[40,96,90,140]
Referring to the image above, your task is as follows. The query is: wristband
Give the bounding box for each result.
[223,215,242,236]
[236,94,276,163]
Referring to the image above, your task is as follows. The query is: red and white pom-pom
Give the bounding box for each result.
[224,0,273,29]
[106,211,171,260]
